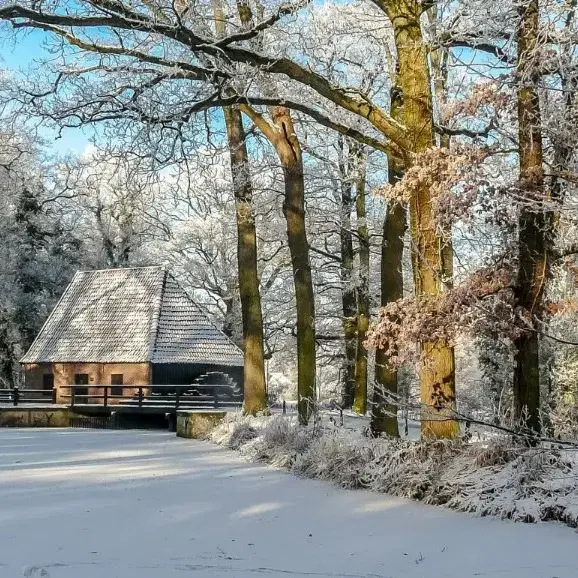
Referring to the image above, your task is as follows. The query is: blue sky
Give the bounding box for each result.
[1,27,93,155]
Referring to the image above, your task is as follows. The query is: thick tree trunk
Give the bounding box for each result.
[513,0,546,436]
[210,0,267,414]
[339,173,357,409]
[283,159,316,425]
[353,147,369,414]
[237,113,316,423]
[383,0,458,438]
[371,202,404,436]
[273,108,316,424]
[223,106,268,415]
[371,81,404,437]
[229,0,316,423]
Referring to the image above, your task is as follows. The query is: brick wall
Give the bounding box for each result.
[23,362,151,404]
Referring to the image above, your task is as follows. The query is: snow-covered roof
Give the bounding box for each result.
[21,266,243,366]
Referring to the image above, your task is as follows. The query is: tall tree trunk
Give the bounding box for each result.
[338,141,357,409]
[239,110,316,426]
[223,106,268,415]
[371,84,405,436]
[371,202,405,435]
[232,0,316,424]
[210,0,268,415]
[383,0,458,438]
[0,310,14,387]
[353,145,369,414]
[513,0,546,435]
[272,108,316,424]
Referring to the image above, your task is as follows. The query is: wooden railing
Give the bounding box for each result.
[1,384,242,411]
[0,387,57,406]
[61,384,242,411]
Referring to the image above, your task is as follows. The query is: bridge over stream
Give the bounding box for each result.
[0,383,242,413]
[0,383,242,432]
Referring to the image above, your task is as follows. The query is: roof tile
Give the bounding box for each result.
[21,267,243,366]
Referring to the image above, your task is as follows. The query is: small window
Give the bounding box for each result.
[110,374,123,396]
[74,374,89,401]
[42,374,54,391]
[74,374,89,386]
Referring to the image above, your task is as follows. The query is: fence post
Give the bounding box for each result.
[214,390,219,409]
[13,385,19,407]
[166,413,176,432]
[71,386,75,407]
[103,387,108,408]
[52,387,57,405]
[138,387,143,407]
[282,399,286,415]
[175,388,181,410]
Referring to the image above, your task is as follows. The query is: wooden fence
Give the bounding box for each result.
[0,384,242,412]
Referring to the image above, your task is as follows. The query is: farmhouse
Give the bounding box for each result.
[21,266,243,403]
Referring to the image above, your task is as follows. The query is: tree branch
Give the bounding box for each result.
[18,21,228,81]
[438,37,515,65]
[0,3,410,150]
[215,0,309,47]
[237,103,279,145]
[436,118,497,139]
[309,245,341,263]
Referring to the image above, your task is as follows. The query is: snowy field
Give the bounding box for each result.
[0,430,577,578]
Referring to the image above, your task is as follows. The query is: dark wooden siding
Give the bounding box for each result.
[151,363,243,391]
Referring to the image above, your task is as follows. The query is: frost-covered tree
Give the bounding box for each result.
[0,128,81,385]
[59,151,160,269]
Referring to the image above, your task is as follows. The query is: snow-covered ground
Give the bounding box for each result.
[0,429,576,578]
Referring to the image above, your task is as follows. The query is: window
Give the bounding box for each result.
[74,374,89,401]
[110,374,123,397]
[74,374,89,385]
[42,374,54,391]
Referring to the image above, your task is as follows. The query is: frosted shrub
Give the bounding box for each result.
[293,430,374,489]
[251,416,314,467]
[472,438,516,467]
[260,417,297,448]
[442,444,578,526]
[210,412,269,447]
[228,421,258,450]
[365,439,463,501]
